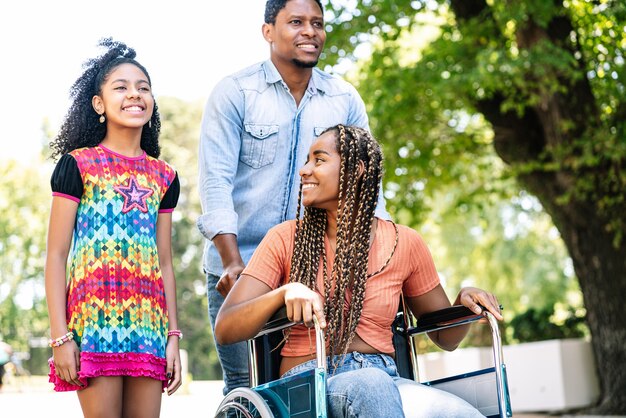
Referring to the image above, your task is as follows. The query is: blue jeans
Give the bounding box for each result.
[207,273,249,394]
[282,352,484,418]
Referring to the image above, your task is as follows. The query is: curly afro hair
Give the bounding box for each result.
[49,38,161,161]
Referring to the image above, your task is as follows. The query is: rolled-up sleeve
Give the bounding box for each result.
[197,77,244,240]
[346,83,370,132]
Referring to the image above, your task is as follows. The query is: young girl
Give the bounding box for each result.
[215,124,503,417]
[45,38,182,417]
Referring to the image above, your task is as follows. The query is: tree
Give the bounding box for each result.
[0,160,50,366]
[158,97,223,380]
[323,0,626,412]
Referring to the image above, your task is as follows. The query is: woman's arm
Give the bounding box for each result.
[45,196,82,387]
[406,284,502,351]
[156,213,182,395]
[215,276,325,345]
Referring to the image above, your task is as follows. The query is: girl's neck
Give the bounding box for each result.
[99,131,143,158]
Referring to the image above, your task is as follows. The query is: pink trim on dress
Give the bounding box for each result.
[52,192,81,203]
[48,352,167,392]
[98,145,147,161]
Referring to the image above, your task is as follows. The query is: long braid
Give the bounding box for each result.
[290,124,390,362]
[330,126,362,354]
[339,127,385,351]
[290,183,326,290]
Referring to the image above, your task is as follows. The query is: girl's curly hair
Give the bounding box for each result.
[49,38,161,160]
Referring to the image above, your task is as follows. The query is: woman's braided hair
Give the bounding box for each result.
[50,38,161,161]
[289,124,384,358]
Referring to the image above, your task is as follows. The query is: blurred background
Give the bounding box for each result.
[0,0,624,415]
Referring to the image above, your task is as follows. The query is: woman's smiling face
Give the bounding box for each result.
[299,131,341,211]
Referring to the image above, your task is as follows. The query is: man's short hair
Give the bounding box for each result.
[264,0,324,24]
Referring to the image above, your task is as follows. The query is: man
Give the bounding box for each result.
[197,0,388,394]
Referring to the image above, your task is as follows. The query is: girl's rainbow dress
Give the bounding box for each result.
[48,145,179,391]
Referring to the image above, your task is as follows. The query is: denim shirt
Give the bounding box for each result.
[197,60,389,275]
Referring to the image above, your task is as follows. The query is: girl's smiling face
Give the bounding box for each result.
[92,63,154,130]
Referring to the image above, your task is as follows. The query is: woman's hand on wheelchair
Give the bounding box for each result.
[283,283,326,329]
[456,287,503,321]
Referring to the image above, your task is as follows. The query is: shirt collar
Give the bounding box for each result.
[262,59,325,96]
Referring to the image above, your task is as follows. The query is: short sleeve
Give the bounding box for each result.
[159,172,180,213]
[242,222,295,289]
[402,229,440,297]
[50,154,83,203]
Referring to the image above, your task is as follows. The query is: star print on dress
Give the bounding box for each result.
[114,176,154,213]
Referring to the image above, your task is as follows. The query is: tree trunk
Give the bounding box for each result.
[449,0,626,413]
[524,174,626,413]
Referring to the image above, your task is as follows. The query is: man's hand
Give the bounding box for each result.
[216,264,245,297]
[213,233,245,297]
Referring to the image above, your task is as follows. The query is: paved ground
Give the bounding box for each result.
[1,376,224,418]
[1,376,619,417]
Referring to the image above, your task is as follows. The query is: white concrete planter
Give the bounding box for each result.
[502,338,600,412]
[416,338,600,413]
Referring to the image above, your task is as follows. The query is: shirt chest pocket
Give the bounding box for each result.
[240,123,279,169]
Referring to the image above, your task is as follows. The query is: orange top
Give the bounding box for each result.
[243,219,440,356]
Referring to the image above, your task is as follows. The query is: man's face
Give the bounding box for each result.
[264,0,326,69]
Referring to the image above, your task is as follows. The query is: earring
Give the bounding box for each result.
[148,120,152,128]
[99,114,105,123]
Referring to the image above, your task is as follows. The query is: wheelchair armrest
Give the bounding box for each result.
[256,306,297,337]
[409,305,483,335]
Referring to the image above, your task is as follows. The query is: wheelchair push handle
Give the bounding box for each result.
[253,305,327,372]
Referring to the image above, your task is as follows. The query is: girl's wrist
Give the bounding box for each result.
[49,331,74,348]
[167,329,183,340]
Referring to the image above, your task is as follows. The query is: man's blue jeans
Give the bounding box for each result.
[207,273,249,394]
[283,352,484,418]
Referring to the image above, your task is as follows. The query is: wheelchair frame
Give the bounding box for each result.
[401,304,513,417]
[214,305,512,418]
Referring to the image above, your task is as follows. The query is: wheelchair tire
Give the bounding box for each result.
[214,387,274,418]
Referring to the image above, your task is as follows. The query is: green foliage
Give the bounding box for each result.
[319,0,622,345]
[510,304,588,343]
[323,0,626,250]
[0,160,50,353]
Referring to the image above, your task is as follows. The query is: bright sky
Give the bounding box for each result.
[0,1,268,162]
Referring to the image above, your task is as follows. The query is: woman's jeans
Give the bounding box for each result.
[282,352,484,418]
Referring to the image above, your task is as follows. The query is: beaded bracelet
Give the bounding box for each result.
[48,332,74,348]
[167,329,183,340]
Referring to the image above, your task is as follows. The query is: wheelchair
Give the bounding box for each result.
[214,302,513,418]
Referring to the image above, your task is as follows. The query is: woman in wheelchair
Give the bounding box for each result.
[215,124,503,417]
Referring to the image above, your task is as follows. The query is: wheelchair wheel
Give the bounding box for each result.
[214,387,274,418]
